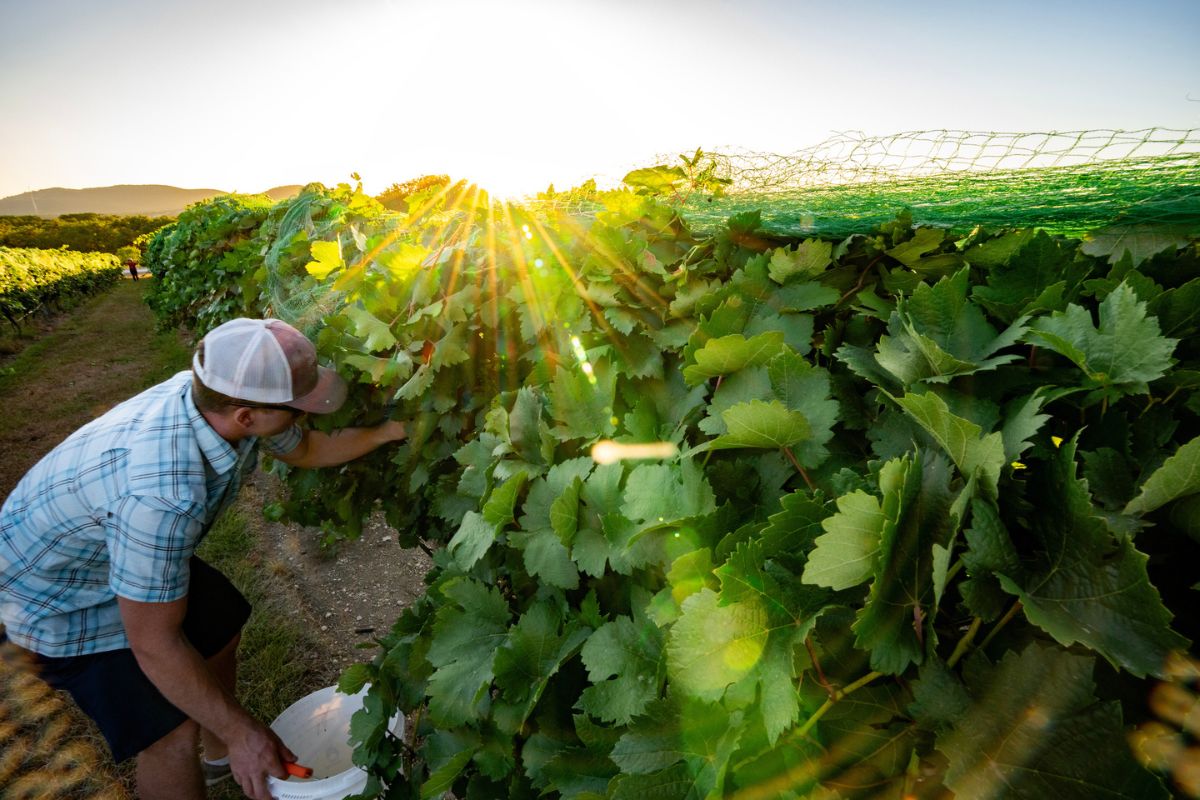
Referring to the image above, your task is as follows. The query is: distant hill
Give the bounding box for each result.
[0,184,304,217]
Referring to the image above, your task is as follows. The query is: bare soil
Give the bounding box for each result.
[237,471,433,686]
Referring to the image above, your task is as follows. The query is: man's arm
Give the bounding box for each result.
[119,596,291,800]
[275,419,406,469]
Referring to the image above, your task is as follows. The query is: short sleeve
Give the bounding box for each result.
[261,424,303,457]
[106,494,206,603]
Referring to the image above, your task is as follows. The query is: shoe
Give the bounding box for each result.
[201,759,233,786]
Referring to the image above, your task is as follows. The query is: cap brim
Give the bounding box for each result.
[289,366,348,414]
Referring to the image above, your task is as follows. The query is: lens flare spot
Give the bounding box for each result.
[723,637,765,672]
[590,440,680,464]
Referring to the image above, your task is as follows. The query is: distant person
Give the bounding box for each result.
[126,258,140,280]
[0,318,407,800]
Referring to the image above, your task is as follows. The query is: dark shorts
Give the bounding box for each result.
[27,557,251,762]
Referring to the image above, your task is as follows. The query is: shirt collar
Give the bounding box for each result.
[183,379,240,476]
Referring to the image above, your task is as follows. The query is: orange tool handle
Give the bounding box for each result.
[285,762,314,779]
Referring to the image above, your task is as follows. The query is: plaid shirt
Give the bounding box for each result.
[0,371,301,657]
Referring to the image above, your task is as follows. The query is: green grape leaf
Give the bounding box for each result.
[715,540,832,742]
[550,476,583,542]
[768,239,833,284]
[577,616,663,724]
[683,332,786,385]
[611,700,744,799]
[507,386,552,466]
[1147,276,1200,340]
[512,529,580,590]
[493,604,590,726]
[1124,434,1200,516]
[939,642,1169,799]
[549,363,617,441]
[342,304,397,352]
[667,548,718,606]
[520,458,594,532]
[1000,389,1051,462]
[874,269,1028,385]
[997,437,1189,677]
[425,579,512,726]
[373,241,429,278]
[539,740,617,798]
[963,229,1038,268]
[891,390,1006,494]
[802,490,887,590]
[970,231,1086,323]
[698,366,773,437]
[482,471,528,527]
[886,226,945,267]
[1080,223,1191,266]
[667,589,767,702]
[447,510,498,571]
[701,399,811,452]
[758,491,829,563]
[341,352,413,384]
[609,764,693,800]
[775,281,841,312]
[621,460,716,531]
[907,658,970,731]
[420,732,478,799]
[767,351,839,468]
[852,452,954,674]
[1026,282,1178,402]
[608,702,686,774]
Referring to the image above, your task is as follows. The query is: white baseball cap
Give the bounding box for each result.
[193,318,347,414]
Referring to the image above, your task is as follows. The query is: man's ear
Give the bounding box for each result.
[231,405,257,430]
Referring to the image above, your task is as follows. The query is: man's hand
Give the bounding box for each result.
[375,419,407,444]
[227,718,296,800]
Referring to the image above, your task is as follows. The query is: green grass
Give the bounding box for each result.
[196,510,323,725]
[0,281,190,396]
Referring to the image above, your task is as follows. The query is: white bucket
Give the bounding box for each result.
[266,684,404,800]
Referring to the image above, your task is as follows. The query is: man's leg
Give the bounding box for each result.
[136,718,205,800]
[199,631,240,761]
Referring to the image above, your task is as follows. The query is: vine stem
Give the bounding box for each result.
[783,447,816,491]
[977,600,1023,652]
[795,670,884,739]
[805,637,835,698]
[946,617,982,669]
[835,255,884,307]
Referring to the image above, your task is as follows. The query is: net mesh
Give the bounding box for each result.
[538,128,1200,239]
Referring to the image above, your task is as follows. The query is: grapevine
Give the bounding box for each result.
[143,178,1200,799]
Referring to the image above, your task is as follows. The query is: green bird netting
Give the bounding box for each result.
[541,128,1200,239]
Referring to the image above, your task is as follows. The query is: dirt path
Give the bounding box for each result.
[0,278,431,702]
[0,280,191,500]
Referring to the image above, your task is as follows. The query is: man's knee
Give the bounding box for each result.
[142,717,200,758]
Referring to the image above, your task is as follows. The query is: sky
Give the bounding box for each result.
[0,0,1197,200]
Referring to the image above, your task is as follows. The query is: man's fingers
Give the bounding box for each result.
[249,773,272,800]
